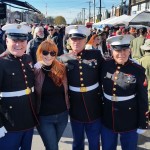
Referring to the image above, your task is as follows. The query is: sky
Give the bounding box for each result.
[12,0,126,24]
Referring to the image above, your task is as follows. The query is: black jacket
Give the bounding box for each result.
[67,50,103,122]
[101,59,149,132]
[0,54,38,131]
[47,32,64,56]
[26,37,44,64]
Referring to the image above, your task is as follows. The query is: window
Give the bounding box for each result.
[146,1,150,10]
[138,4,141,11]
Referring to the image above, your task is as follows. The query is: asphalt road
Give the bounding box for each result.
[32,122,150,150]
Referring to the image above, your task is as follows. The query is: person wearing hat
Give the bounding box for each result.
[59,25,103,150]
[100,34,149,150]
[130,27,147,62]
[0,24,38,150]
[139,39,150,109]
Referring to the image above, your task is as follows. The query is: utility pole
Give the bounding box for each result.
[99,0,101,21]
[93,0,95,23]
[45,3,47,24]
[87,1,92,22]
[128,0,131,15]
[82,8,86,25]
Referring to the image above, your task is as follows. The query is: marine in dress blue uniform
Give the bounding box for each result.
[0,24,38,150]
[101,35,149,150]
[64,25,104,150]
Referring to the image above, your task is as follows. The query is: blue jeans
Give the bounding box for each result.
[0,128,33,150]
[101,125,138,150]
[71,119,101,150]
[37,111,68,150]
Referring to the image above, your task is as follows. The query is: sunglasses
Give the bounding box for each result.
[48,29,54,31]
[42,50,56,57]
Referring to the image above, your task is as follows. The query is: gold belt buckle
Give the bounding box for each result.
[111,96,118,101]
[80,87,87,92]
[25,87,31,95]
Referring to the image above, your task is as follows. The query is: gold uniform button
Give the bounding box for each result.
[117,66,121,69]
[78,56,81,59]
[129,107,131,110]
[79,66,82,69]
[23,69,26,72]
[81,84,84,86]
[25,75,27,78]
[116,71,119,74]
[79,61,82,64]
[9,106,13,109]
[113,88,116,91]
[113,94,116,96]
[19,59,22,61]
[22,64,24,66]
[114,77,118,80]
[12,73,15,75]
[114,82,117,85]
[80,72,83,75]
[80,78,83,81]
[26,81,28,84]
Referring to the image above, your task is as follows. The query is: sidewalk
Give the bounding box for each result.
[31,122,150,150]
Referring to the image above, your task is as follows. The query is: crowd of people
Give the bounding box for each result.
[0,21,149,150]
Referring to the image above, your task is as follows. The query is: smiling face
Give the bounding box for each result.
[36,40,58,66]
[69,37,87,53]
[41,50,56,66]
[6,38,27,57]
[112,48,131,65]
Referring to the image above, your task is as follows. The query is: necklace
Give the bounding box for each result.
[42,66,51,72]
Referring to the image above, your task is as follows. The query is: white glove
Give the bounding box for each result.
[0,126,7,138]
[58,53,77,63]
[136,129,146,134]
[34,61,42,69]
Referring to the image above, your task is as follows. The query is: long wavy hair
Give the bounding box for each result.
[36,40,65,86]
[87,34,99,45]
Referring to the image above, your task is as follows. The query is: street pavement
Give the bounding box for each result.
[32,121,150,150]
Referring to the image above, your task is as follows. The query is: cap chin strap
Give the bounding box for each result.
[69,33,86,38]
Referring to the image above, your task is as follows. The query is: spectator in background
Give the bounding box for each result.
[129,27,137,37]
[85,34,104,56]
[0,42,5,54]
[0,25,4,45]
[130,27,147,62]
[116,30,122,35]
[26,26,45,64]
[101,31,108,55]
[139,39,150,109]
[47,25,64,56]
[146,29,150,39]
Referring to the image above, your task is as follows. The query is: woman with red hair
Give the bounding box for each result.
[85,34,104,56]
[34,40,69,150]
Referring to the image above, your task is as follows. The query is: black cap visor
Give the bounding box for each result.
[7,33,28,40]
[111,44,130,51]
[69,33,86,39]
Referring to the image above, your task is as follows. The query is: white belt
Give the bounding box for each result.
[103,92,135,101]
[0,87,34,97]
[69,82,99,92]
